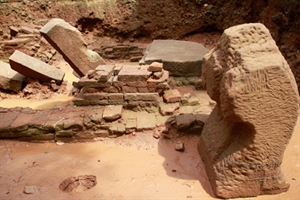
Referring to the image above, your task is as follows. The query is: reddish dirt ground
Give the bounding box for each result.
[0,116,299,199]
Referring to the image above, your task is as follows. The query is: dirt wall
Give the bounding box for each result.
[0,0,299,91]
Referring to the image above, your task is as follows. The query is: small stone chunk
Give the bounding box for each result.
[153,128,161,139]
[153,71,164,79]
[181,93,191,104]
[159,102,180,116]
[10,26,19,37]
[148,62,163,72]
[186,96,199,106]
[95,65,115,82]
[0,61,24,93]
[103,105,123,122]
[23,186,39,194]
[163,89,181,103]
[174,141,185,152]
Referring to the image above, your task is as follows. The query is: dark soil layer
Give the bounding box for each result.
[0,0,299,91]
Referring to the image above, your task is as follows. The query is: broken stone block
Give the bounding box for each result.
[95,65,115,82]
[174,141,185,152]
[40,18,105,77]
[181,93,191,104]
[140,40,209,76]
[198,23,299,198]
[163,89,181,103]
[148,62,163,72]
[152,128,162,139]
[103,105,123,122]
[159,102,180,116]
[9,50,65,83]
[9,26,19,37]
[0,61,24,92]
[176,114,196,130]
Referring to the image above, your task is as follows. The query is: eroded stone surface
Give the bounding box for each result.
[198,23,299,198]
[40,18,105,77]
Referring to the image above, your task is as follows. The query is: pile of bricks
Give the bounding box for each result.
[73,62,170,109]
[96,44,144,62]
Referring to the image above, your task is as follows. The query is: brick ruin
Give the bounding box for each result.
[73,62,170,109]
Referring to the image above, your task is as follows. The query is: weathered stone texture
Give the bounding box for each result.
[40,18,105,77]
[9,50,65,82]
[198,23,299,198]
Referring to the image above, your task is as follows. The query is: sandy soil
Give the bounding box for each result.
[0,115,299,200]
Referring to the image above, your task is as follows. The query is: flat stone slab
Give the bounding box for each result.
[0,61,24,92]
[9,50,65,83]
[40,18,105,77]
[136,112,156,131]
[118,65,151,81]
[140,40,209,76]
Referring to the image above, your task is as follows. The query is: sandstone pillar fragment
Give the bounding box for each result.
[198,23,299,198]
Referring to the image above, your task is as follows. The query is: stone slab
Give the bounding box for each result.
[118,65,151,81]
[0,61,24,92]
[176,114,196,130]
[9,50,65,83]
[141,40,209,76]
[136,112,156,131]
[40,18,105,77]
